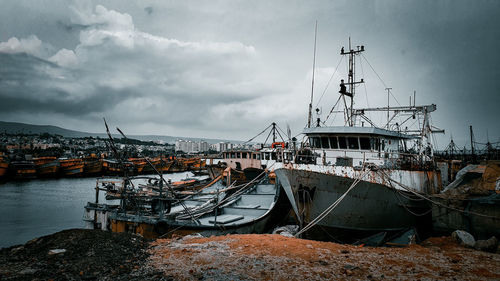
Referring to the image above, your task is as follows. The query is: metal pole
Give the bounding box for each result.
[385,88,392,129]
[307,21,318,128]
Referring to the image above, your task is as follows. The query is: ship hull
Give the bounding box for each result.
[275,168,431,237]
[36,161,60,177]
[0,162,8,178]
[84,160,102,176]
[10,162,37,180]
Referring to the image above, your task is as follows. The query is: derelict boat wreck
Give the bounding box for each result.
[274,40,445,240]
[83,172,290,238]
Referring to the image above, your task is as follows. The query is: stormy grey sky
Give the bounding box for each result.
[0,0,499,148]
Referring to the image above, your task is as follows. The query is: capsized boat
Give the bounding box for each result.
[274,40,444,240]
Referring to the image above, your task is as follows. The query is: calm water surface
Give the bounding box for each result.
[0,172,197,248]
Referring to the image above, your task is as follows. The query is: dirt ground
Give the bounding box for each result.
[1,229,499,280]
[147,234,500,281]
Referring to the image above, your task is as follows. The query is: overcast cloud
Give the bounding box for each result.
[0,0,499,148]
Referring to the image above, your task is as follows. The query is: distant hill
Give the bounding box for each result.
[0,121,243,144]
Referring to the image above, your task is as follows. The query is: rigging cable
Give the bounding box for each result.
[358,56,372,122]
[243,123,273,144]
[314,55,344,108]
[361,53,401,106]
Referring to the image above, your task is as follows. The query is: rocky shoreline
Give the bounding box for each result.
[1,229,499,280]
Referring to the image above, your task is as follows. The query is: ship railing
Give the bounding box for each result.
[297,150,434,170]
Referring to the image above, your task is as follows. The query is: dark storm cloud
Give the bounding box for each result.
[0,0,498,143]
[0,53,138,115]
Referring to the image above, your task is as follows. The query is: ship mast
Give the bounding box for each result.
[307,21,318,128]
[340,38,364,126]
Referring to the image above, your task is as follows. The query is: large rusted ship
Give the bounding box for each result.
[274,40,445,240]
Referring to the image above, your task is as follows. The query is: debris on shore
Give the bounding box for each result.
[1,229,499,280]
[0,229,162,281]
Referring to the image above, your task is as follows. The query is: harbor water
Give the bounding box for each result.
[0,172,199,248]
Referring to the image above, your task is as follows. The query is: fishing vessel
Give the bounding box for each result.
[274,40,445,240]
[83,155,103,176]
[0,153,9,179]
[59,158,84,177]
[83,170,289,238]
[34,156,60,177]
[9,155,37,180]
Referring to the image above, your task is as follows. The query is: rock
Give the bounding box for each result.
[48,249,67,255]
[272,225,299,237]
[451,230,475,248]
[474,236,498,252]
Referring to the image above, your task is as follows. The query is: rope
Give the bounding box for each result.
[377,169,500,220]
[295,166,370,237]
[243,123,273,144]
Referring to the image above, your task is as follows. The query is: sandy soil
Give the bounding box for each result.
[146,234,500,281]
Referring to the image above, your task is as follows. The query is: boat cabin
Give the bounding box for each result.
[222,146,294,171]
[304,126,415,167]
[222,150,262,170]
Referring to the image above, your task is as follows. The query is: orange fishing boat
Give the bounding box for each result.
[152,156,174,173]
[101,159,134,175]
[83,155,102,176]
[59,158,84,177]
[0,153,8,178]
[34,156,60,178]
[129,158,147,174]
[142,157,161,174]
[10,160,37,179]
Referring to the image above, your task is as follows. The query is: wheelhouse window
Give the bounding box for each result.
[338,137,347,149]
[371,138,380,151]
[309,137,320,148]
[348,137,359,150]
[242,152,247,159]
[236,152,241,158]
[252,153,256,159]
[230,152,235,158]
[360,137,370,150]
[329,137,338,149]
[321,137,330,149]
